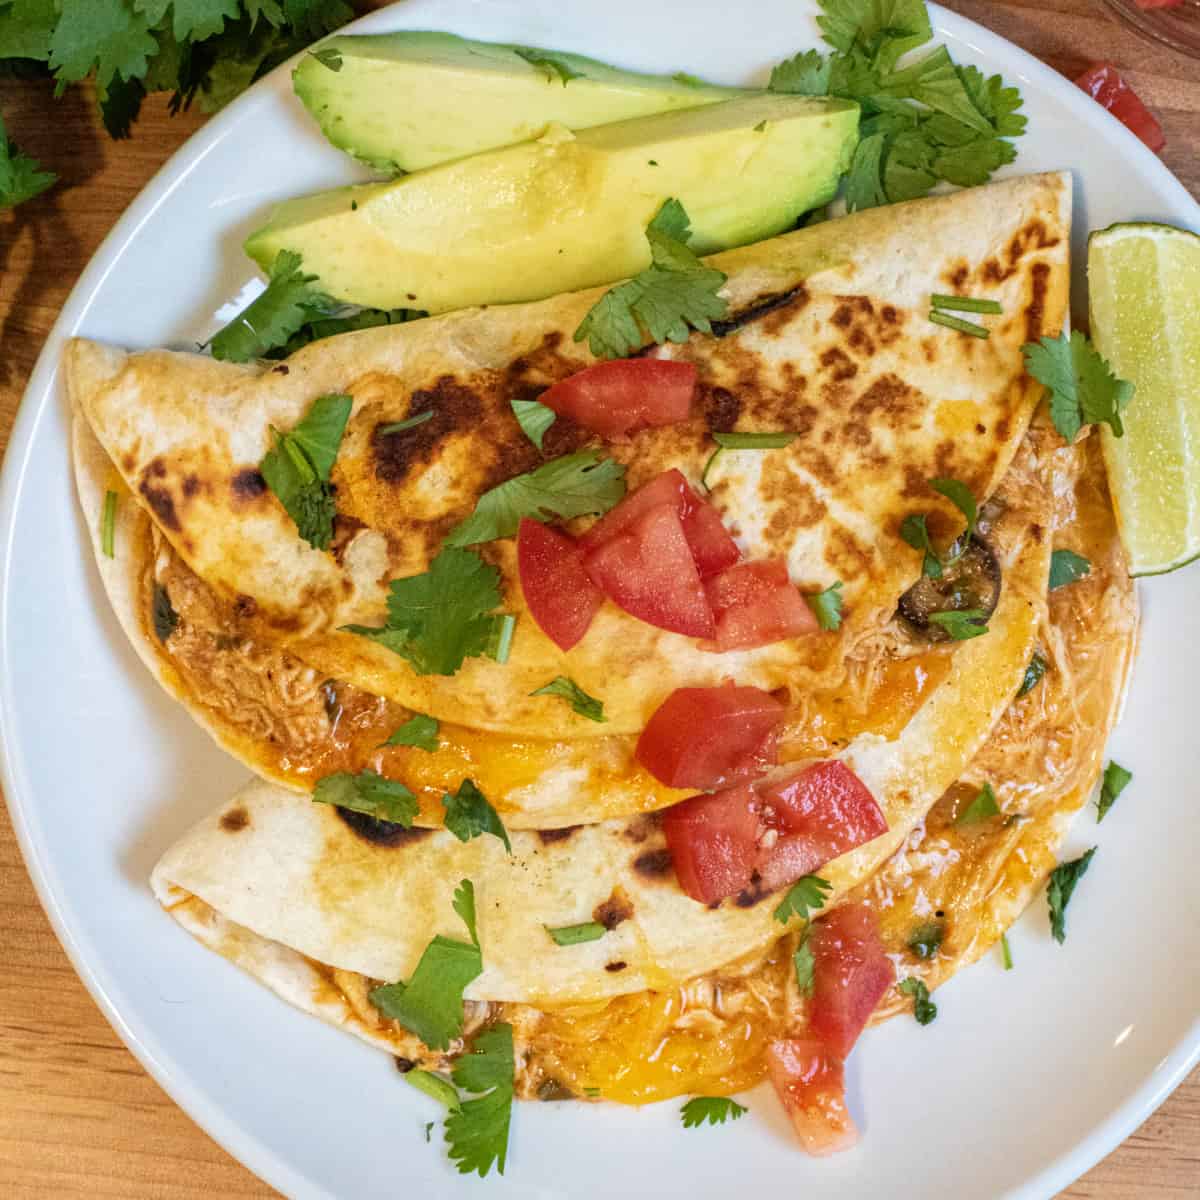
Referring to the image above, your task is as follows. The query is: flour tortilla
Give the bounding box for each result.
[70,173,1071,739]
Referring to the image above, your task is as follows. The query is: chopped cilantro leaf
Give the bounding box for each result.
[957,781,999,825]
[370,934,482,1050]
[1047,847,1096,944]
[211,250,333,362]
[928,608,989,640]
[1000,931,1014,970]
[445,1024,515,1178]
[48,0,158,90]
[530,677,606,723]
[929,476,978,545]
[546,922,606,946]
[773,875,832,925]
[445,451,626,547]
[510,399,556,451]
[512,46,580,85]
[900,513,943,580]
[443,781,511,853]
[343,547,508,677]
[269,306,424,359]
[152,583,179,642]
[404,1069,460,1109]
[574,199,728,359]
[312,769,418,825]
[908,920,944,959]
[453,879,479,947]
[1096,760,1131,823]
[793,930,815,995]
[100,489,119,558]
[1023,331,1134,443]
[378,410,433,435]
[680,1096,748,1128]
[844,130,888,212]
[258,392,351,550]
[768,48,832,96]
[382,713,440,752]
[1018,653,1047,698]
[898,977,937,1025]
[0,115,56,209]
[804,582,844,631]
[1049,549,1091,591]
[424,1120,434,1142]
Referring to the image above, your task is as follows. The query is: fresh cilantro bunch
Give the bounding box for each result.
[769,0,1026,210]
[0,0,356,206]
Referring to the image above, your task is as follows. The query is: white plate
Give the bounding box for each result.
[2,2,1197,1197]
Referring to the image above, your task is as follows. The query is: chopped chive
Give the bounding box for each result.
[931,294,1003,315]
[546,921,606,946]
[712,431,797,449]
[486,614,516,664]
[928,311,991,339]
[1000,932,1013,971]
[379,410,434,435]
[101,489,119,558]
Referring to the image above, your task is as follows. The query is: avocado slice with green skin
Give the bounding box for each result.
[246,93,860,315]
[294,31,744,174]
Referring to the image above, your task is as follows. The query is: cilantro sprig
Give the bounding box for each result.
[445,451,626,547]
[529,677,606,723]
[898,977,937,1025]
[804,582,844,631]
[901,476,978,579]
[773,875,832,925]
[1096,761,1131,823]
[0,114,55,209]
[343,547,514,677]
[1023,331,1134,443]
[442,780,511,853]
[510,399,556,451]
[1047,848,1096,944]
[369,879,482,1049]
[1049,548,1091,591]
[383,713,440,752]
[769,0,1026,210]
[956,781,999,825]
[312,769,418,826]
[445,1023,516,1178]
[258,391,351,551]
[574,199,729,359]
[680,1097,748,1128]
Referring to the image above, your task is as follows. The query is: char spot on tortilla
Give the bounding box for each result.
[700,384,741,432]
[219,806,250,833]
[622,812,662,844]
[537,826,580,845]
[394,1056,416,1073]
[335,806,434,848]
[1025,262,1051,344]
[139,480,181,531]
[234,594,257,619]
[231,468,268,500]
[593,886,634,930]
[819,347,858,382]
[632,848,673,880]
[372,375,486,485]
[272,364,290,376]
[330,513,367,566]
[848,326,876,357]
[945,263,970,290]
[605,961,628,973]
[710,286,808,339]
[182,474,202,499]
[851,373,920,425]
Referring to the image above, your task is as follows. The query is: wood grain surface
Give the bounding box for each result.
[0,2,1197,1196]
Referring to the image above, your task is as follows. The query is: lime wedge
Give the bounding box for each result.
[1089,222,1200,576]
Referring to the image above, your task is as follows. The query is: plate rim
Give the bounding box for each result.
[1,3,1197,1197]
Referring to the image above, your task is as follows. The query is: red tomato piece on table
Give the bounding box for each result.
[582,504,715,638]
[1075,63,1165,153]
[636,685,784,790]
[580,468,739,578]
[755,761,888,891]
[766,1039,857,1157]
[516,518,603,651]
[705,559,819,650]
[807,904,895,1060]
[660,784,760,905]
[539,359,696,438]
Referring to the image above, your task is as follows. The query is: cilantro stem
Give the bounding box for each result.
[379,411,434,435]
[486,614,516,664]
[101,489,119,559]
[931,294,1002,315]
[546,922,606,946]
[928,311,990,339]
[1000,932,1013,971]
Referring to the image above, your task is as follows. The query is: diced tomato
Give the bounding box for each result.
[755,762,888,891]
[661,784,761,905]
[516,518,603,651]
[766,1039,857,1157]
[583,504,715,638]
[808,905,895,1060]
[1075,63,1165,153]
[579,468,739,578]
[539,359,696,438]
[660,758,884,904]
[636,685,784,790]
[704,559,819,650]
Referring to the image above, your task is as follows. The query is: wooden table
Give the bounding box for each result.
[0,3,1196,1196]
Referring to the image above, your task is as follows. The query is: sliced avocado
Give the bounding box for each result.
[293,31,743,173]
[245,94,860,315]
